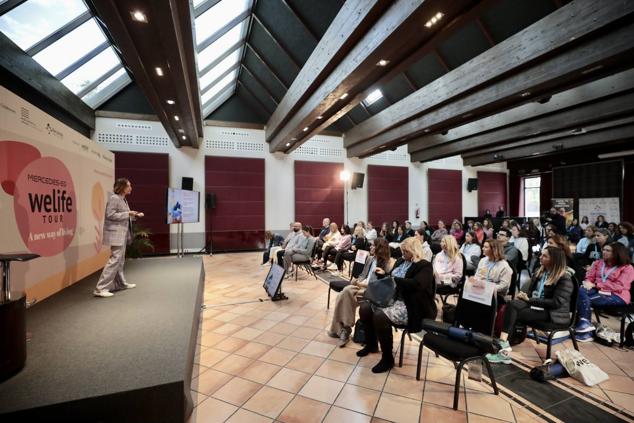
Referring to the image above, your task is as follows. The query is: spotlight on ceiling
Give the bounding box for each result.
[155,67,164,76]
[377,59,389,66]
[339,93,349,100]
[131,10,147,23]
[166,99,175,105]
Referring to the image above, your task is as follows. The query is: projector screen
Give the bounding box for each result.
[166,188,200,224]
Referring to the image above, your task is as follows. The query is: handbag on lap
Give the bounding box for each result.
[363,276,396,308]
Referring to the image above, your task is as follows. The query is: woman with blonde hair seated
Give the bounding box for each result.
[473,239,513,296]
[433,235,463,287]
[327,239,394,347]
[357,237,436,373]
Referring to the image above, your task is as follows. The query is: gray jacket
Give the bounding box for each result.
[102,194,132,247]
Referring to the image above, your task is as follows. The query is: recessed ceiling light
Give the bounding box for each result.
[377,59,389,66]
[178,129,184,133]
[166,99,175,105]
[174,115,179,121]
[181,136,186,140]
[435,12,443,19]
[339,93,348,100]
[424,128,430,133]
[291,137,297,141]
[131,10,147,23]
[303,127,309,132]
[155,67,164,76]
[520,91,531,97]
[425,12,443,28]
[286,142,291,147]
[317,115,323,120]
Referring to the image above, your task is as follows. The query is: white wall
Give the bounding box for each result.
[92,117,507,250]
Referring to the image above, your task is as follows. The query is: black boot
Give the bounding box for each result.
[372,323,394,373]
[356,344,378,357]
[371,354,395,373]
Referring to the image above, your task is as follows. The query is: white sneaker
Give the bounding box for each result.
[94,290,113,298]
[123,283,136,289]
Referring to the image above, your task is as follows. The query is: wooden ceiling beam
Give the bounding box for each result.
[344,0,634,156]
[408,68,634,154]
[266,0,392,152]
[463,122,634,166]
[91,0,202,147]
[411,91,634,162]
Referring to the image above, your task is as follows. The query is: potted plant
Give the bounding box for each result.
[126,224,154,258]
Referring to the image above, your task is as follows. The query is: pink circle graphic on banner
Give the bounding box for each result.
[13,157,77,256]
[0,140,41,195]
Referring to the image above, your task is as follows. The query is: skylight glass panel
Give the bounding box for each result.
[61,47,120,94]
[201,70,236,105]
[203,86,234,116]
[195,0,250,47]
[81,67,130,108]
[199,48,241,91]
[192,0,207,8]
[364,89,383,106]
[0,0,87,50]
[197,19,246,72]
[33,18,107,77]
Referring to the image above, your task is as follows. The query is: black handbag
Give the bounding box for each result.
[364,276,396,308]
[353,319,365,344]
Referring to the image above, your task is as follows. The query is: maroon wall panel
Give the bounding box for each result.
[478,171,508,217]
[367,165,408,226]
[114,151,170,254]
[427,169,462,226]
[295,161,344,228]
[205,156,265,251]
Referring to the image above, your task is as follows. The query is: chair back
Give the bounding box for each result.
[568,275,580,325]
[455,284,497,336]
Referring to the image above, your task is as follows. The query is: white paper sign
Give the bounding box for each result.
[462,278,496,306]
[355,249,369,264]
[579,197,620,224]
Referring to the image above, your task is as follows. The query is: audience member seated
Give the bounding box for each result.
[575,242,634,342]
[496,228,520,273]
[509,224,529,264]
[466,219,475,232]
[546,234,582,279]
[500,218,511,232]
[617,222,634,260]
[322,224,350,271]
[528,217,545,245]
[379,222,391,241]
[486,246,573,363]
[579,228,610,267]
[450,220,464,243]
[357,237,436,373]
[460,231,482,273]
[474,239,513,297]
[580,216,590,230]
[419,220,432,237]
[366,221,378,241]
[282,225,314,278]
[483,209,493,220]
[595,214,609,229]
[483,218,494,240]
[390,220,400,239]
[414,228,433,262]
[312,217,331,258]
[404,221,415,237]
[575,225,596,255]
[567,218,582,244]
[431,220,448,242]
[262,230,285,264]
[276,222,303,265]
[334,225,366,275]
[313,222,341,265]
[473,221,486,244]
[433,235,463,287]
[327,239,393,347]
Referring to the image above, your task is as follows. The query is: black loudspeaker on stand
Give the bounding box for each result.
[201,192,216,255]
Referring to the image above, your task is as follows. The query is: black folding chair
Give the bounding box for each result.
[417,285,499,410]
[436,254,467,304]
[292,239,317,281]
[592,275,634,348]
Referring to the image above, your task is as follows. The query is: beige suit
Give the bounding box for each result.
[96,194,132,292]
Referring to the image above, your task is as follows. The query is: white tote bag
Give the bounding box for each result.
[556,349,609,386]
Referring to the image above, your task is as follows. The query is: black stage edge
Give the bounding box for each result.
[0,257,204,423]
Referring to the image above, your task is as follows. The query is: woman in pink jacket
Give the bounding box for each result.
[575,242,634,341]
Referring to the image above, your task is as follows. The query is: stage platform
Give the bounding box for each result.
[0,256,204,423]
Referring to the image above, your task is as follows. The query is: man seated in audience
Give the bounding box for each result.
[318,223,343,269]
[282,225,313,278]
[312,217,331,259]
[366,221,377,241]
[404,221,415,237]
[496,228,520,272]
[276,222,303,266]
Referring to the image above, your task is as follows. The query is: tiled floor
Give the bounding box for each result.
[188,252,634,423]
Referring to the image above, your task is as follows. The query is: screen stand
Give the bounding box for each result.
[271,290,288,302]
[176,222,184,258]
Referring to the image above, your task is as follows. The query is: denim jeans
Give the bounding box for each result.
[577,288,625,321]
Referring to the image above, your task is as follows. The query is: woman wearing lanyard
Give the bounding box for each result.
[473,239,513,296]
[575,242,634,341]
[433,235,463,286]
[487,247,573,364]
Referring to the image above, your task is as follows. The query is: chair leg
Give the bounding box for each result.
[546,331,554,359]
[594,309,602,324]
[327,288,331,310]
[569,328,579,351]
[532,328,540,345]
[620,314,626,348]
[454,360,467,410]
[482,357,499,396]
[399,330,406,367]
[416,341,425,380]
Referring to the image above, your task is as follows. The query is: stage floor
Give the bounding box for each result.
[0,256,204,422]
[188,252,634,423]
